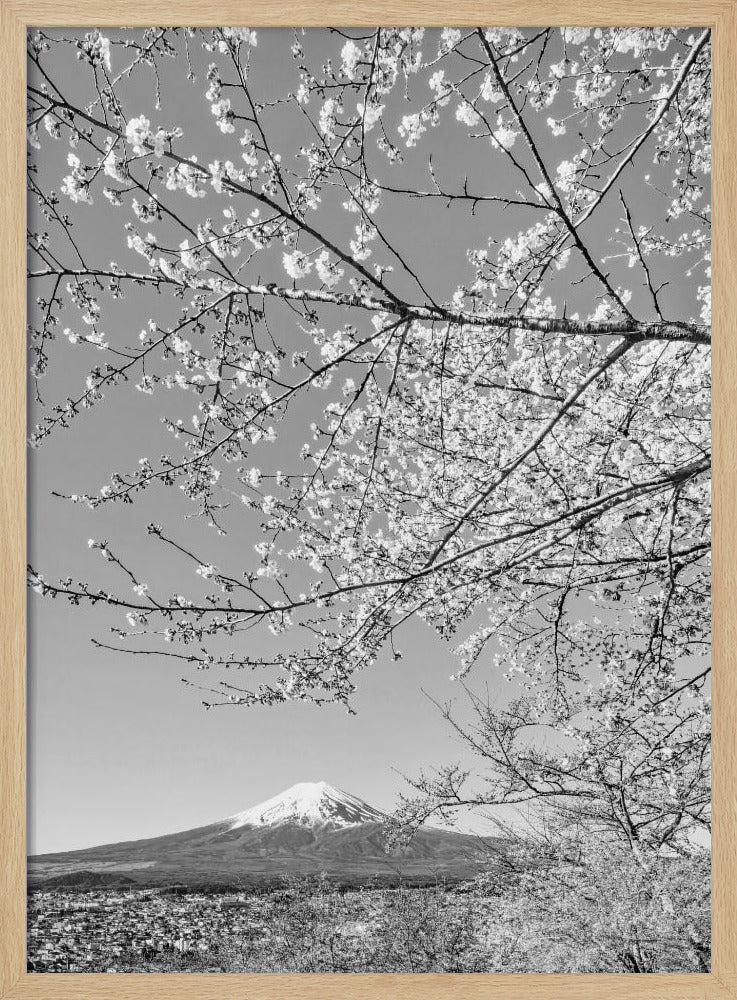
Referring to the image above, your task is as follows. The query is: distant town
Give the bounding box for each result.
[28,887,287,972]
[27,880,484,973]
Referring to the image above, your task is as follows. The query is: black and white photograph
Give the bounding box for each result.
[26,25,711,974]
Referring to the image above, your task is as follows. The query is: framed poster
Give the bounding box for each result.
[2,3,735,998]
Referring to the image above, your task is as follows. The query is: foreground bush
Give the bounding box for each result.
[88,855,709,973]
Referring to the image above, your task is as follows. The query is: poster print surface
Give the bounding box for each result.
[27,26,710,973]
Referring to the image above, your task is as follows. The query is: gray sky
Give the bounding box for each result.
[27,27,708,853]
[27,28,498,853]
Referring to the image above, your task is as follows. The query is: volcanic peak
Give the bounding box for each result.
[228,780,385,831]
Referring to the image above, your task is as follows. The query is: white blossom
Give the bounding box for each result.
[283,250,313,280]
[341,39,362,79]
[125,115,151,155]
[315,250,343,289]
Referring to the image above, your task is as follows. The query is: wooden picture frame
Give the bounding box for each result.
[1,3,733,997]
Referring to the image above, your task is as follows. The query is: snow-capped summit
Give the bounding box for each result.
[29,778,499,889]
[228,780,385,831]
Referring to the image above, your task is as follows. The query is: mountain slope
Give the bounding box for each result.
[28,781,501,888]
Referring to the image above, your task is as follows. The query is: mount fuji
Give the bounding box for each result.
[28,781,500,889]
[227,781,386,830]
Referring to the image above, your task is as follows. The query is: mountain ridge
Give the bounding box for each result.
[28,780,501,888]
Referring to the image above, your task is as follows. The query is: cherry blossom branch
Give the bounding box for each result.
[28,267,709,345]
[573,28,710,229]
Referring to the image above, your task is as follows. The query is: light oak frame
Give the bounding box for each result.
[1,4,734,997]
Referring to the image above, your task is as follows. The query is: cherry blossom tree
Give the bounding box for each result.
[389,684,710,969]
[393,685,710,848]
[464,809,710,971]
[27,26,710,742]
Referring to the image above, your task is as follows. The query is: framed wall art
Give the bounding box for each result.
[2,3,735,998]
